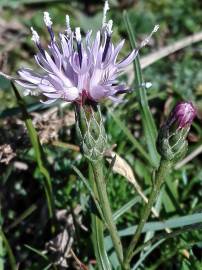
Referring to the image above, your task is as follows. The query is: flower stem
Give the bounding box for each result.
[91,160,124,266]
[123,159,172,269]
[89,164,112,270]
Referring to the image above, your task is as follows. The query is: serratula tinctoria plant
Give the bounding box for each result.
[6,1,158,268]
[1,0,197,269]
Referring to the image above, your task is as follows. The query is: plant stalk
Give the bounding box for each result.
[89,164,112,270]
[91,160,124,266]
[123,159,172,269]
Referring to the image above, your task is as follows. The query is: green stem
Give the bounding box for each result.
[123,159,172,269]
[91,160,124,266]
[123,11,160,168]
[89,165,111,270]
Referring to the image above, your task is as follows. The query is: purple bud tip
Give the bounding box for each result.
[171,101,197,129]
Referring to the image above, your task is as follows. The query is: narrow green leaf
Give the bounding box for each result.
[109,251,119,270]
[24,244,48,261]
[42,264,53,270]
[92,217,112,270]
[118,212,202,237]
[11,83,54,220]
[88,165,112,270]
[105,212,202,251]
[5,204,37,232]
[0,232,4,270]
[72,165,106,223]
[0,229,16,270]
[132,239,165,270]
[133,222,202,258]
[123,11,160,168]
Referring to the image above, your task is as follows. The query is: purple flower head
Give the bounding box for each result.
[15,1,159,105]
[168,101,197,129]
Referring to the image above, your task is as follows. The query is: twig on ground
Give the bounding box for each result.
[125,31,202,84]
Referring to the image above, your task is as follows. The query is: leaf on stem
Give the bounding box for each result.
[11,82,54,219]
[72,165,106,224]
[0,229,17,270]
[123,11,160,168]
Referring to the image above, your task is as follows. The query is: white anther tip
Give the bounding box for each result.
[153,24,159,32]
[44,11,52,27]
[104,0,110,12]
[66,15,70,29]
[31,27,40,43]
[75,27,81,42]
[106,19,113,35]
[102,0,110,27]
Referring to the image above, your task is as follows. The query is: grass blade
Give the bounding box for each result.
[0,229,16,270]
[0,227,4,270]
[24,244,48,261]
[88,165,112,270]
[11,82,55,221]
[92,217,112,270]
[42,264,53,270]
[123,11,160,168]
[72,165,113,269]
[5,204,37,232]
[118,212,202,237]
[72,165,105,223]
[132,239,165,270]
[105,212,202,251]
[133,222,202,258]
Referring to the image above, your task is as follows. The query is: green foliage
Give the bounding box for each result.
[123,11,160,168]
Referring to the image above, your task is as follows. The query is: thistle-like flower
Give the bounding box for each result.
[14,1,159,104]
[157,101,197,162]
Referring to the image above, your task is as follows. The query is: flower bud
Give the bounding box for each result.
[75,102,107,161]
[157,102,196,162]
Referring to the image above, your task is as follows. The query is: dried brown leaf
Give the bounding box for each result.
[106,151,137,186]
[0,144,16,164]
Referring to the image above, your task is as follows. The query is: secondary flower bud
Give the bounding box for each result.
[157,101,196,162]
[170,102,196,129]
[75,102,107,161]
